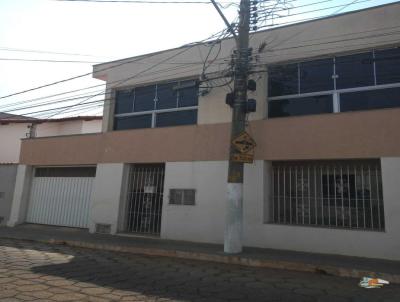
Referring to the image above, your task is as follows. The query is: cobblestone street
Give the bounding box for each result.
[0,238,399,302]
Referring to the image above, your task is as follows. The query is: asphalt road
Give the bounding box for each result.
[0,238,399,301]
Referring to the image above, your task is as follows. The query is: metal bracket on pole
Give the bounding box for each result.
[210,0,238,41]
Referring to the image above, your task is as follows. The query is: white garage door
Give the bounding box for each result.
[26,167,96,228]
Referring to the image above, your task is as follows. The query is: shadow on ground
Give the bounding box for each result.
[1,239,400,302]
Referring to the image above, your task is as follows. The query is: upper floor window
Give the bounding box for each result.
[268,46,400,118]
[113,80,198,130]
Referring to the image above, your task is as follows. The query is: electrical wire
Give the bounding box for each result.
[3,0,395,117]
[0,25,229,102]
[55,0,238,5]
[0,47,102,58]
[0,58,101,63]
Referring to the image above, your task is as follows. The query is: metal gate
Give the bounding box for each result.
[26,167,95,228]
[125,164,165,235]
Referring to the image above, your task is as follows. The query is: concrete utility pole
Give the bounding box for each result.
[224,0,251,254]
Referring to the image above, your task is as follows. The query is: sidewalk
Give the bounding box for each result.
[1,224,400,284]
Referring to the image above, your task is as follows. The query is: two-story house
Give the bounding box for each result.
[7,3,400,261]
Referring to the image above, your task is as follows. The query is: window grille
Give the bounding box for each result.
[269,160,385,231]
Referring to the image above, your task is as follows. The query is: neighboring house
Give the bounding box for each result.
[6,3,400,260]
[0,115,102,225]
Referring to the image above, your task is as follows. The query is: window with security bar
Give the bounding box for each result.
[269,160,385,231]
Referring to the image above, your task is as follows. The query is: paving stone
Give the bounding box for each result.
[0,290,17,298]
[30,291,55,299]
[15,284,49,292]
[81,287,113,295]
[0,238,400,302]
[52,292,88,301]
[14,294,37,301]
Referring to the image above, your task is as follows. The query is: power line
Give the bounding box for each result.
[0,58,101,63]
[0,47,102,58]
[42,29,224,118]
[0,27,228,101]
[1,0,392,113]
[55,0,237,4]
[256,0,376,23]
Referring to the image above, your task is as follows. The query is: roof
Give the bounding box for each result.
[0,112,36,120]
[0,115,102,125]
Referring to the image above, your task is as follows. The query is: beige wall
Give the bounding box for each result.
[19,108,400,165]
[94,3,400,129]
[197,73,267,125]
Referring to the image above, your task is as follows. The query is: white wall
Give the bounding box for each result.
[242,159,400,261]
[82,119,102,134]
[36,120,99,137]
[161,161,228,244]
[0,164,18,225]
[7,165,33,227]
[0,123,29,163]
[159,159,400,260]
[89,163,127,234]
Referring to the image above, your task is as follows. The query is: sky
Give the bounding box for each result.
[0,0,397,118]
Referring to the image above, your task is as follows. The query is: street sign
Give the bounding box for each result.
[232,131,256,154]
[231,152,254,163]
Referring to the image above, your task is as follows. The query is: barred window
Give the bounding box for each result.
[269,160,384,231]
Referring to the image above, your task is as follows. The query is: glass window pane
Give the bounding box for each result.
[375,47,400,85]
[156,82,177,110]
[268,95,333,118]
[300,58,333,93]
[268,63,298,97]
[114,114,152,130]
[340,87,400,112]
[155,109,197,128]
[134,85,155,112]
[178,81,199,107]
[336,52,374,89]
[115,90,133,114]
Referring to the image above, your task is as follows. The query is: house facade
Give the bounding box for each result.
[7,3,400,260]
[0,115,101,225]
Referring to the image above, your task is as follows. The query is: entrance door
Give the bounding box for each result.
[125,164,165,235]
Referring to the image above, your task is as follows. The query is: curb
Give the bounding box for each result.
[6,236,397,284]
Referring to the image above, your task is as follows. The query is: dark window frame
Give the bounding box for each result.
[113,79,199,131]
[268,46,400,118]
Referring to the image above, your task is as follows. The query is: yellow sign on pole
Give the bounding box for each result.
[231,132,256,163]
[232,131,256,153]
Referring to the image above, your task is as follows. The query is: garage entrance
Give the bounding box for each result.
[26,166,96,228]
